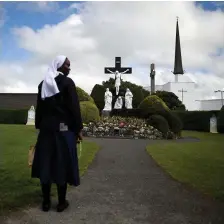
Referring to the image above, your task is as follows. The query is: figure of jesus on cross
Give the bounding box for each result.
[104,57,132,95]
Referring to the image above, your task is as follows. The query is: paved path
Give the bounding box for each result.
[4,139,224,224]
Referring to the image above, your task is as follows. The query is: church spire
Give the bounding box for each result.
[173,17,184,78]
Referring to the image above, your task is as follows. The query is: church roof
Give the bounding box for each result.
[0,93,37,110]
[173,18,184,75]
[197,99,223,102]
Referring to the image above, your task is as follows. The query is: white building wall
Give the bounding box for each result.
[144,85,164,92]
[161,83,171,92]
[169,82,196,111]
[200,99,223,111]
[144,82,197,111]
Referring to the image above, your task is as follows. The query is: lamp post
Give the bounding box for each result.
[214,90,224,107]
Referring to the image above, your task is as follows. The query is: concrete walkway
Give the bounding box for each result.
[4,139,224,224]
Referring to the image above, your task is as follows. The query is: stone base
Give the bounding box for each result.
[101,110,111,117]
[110,108,139,118]
[26,119,35,125]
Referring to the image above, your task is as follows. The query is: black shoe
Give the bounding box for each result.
[57,200,69,212]
[42,200,51,212]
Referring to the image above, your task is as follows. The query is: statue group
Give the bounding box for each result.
[103,57,133,112]
[103,70,133,111]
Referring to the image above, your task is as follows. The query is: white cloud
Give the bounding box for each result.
[1,2,224,109]
[16,2,59,13]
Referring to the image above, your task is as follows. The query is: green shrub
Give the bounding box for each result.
[167,112,183,136]
[80,101,100,123]
[147,115,169,138]
[0,109,28,124]
[76,87,94,103]
[173,110,219,132]
[153,110,183,136]
[138,95,170,118]
[138,95,182,136]
[217,106,224,133]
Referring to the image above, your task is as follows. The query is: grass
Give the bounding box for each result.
[146,131,224,201]
[0,124,100,216]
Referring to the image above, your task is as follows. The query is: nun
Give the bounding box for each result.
[32,55,83,212]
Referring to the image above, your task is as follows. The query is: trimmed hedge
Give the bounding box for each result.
[217,106,224,133]
[0,109,28,124]
[173,110,219,132]
[147,115,169,138]
[138,95,183,136]
[138,95,170,118]
[76,87,94,103]
[80,101,100,123]
[166,112,183,135]
[148,110,183,135]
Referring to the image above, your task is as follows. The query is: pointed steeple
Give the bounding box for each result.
[173,17,184,75]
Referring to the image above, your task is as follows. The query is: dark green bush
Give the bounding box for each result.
[173,110,219,132]
[147,115,169,138]
[153,110,183,136]
[0,109,28,124]
[167,112,183,136]
[80,101,100,124]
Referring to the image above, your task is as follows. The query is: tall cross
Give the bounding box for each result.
[178,88,187,103]
[104,57,132,75]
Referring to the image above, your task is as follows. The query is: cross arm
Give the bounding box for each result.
[120,69,130,74]
[104,67,116,74]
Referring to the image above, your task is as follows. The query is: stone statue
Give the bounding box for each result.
[125,88,133,109]
[26,105,35,125]
[106,69,130,95]
[103,88,112,111]
[210,114,218,133]
[114,96,123,109]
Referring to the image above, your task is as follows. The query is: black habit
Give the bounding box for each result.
[32,74,83,186]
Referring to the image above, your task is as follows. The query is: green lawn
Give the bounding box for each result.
[0,124,100,216]
[147,131,224,201]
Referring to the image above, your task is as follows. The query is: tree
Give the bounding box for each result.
[90,84,105,111]
[152,91,186,110]
[131,87,144,108]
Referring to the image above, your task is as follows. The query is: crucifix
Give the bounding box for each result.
[104,57,132,95]
[178,88,187,103]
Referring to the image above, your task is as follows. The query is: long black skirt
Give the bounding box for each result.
[32,130,80,186]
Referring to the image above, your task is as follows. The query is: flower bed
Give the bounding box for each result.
[82,116,163,139]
